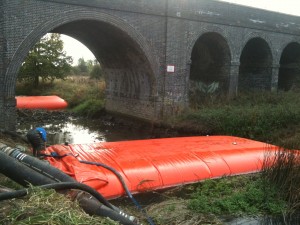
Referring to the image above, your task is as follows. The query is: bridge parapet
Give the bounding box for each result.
[168,0,300,35]
[37,0,166,16]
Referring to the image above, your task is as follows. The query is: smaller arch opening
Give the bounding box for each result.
[189,32,231,107]
[278,42,300,91]
[239,37,273,92]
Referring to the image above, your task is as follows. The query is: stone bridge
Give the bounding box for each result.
[1,0,300,130]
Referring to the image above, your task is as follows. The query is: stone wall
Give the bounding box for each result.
[1,0,300,130]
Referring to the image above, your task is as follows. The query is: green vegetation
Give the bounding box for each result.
[0,186,118,225]
[262,149,300,217]
[18,34,72,87]
[72,98,105,117]
[172,91,300,221]
[177,91,300,148]
[72,58,103,79]
[14,80,300,223]
[188,175,287,216]
[16,32,105,117]
[16,76,106,117]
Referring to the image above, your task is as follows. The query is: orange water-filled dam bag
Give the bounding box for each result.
[16,95,68,110]
[43,136,278,199]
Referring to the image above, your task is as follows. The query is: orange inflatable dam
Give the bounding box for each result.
[16,95,68,110]
[43,136,279,199]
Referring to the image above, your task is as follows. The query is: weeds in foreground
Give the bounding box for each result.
[188,175,287,216]
[262,149,300,217]
[0,187,118,225]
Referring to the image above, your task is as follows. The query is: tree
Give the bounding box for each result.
[18,33,73,87]
[77,57,88,74]
[86,59,95,73]
[90,62,103,80]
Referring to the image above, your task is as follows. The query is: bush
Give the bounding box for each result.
[72,99,105,117]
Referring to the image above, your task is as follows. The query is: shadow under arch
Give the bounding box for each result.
[5,9,160,101]
[278,42,300,91]
[238,37,273,92]
[188,32,231,107]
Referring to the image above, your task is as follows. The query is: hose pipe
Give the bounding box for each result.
[0,182,141,225]
[0,145,139,224]
[0,151,57,186]
[0,144,74,183]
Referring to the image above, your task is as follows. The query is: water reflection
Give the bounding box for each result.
[17,117,150,145]
[47,122,106,145]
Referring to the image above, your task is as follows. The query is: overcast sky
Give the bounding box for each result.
[62,0,300,64]
[219,0,300,15]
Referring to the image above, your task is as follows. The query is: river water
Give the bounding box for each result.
[17,114,153,145]
[16,114,299,225]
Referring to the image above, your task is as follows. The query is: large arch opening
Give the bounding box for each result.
[52,20,155,102]
[238,38,272,92]
[189,32,231,107]
[10,14,159,121]
[278,42,300,91]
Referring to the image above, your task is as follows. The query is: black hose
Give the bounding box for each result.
[0,188,27,201]
[80,160,155,225]
[0,145,140,225]
[0,186,15,193]
[7,137,144,224]
[0,182,111,210]
[10,149,75,183]
[0,151,57,186]
[78,197,139,225]
[0,148,114,210]
[0,182,140,225]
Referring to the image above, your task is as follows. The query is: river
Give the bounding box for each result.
[15,112,299,225]
[16,112,155,145]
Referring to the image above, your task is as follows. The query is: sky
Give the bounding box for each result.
[61,0,300,65]
[61,35,95,65]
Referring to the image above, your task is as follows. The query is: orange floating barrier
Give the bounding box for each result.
[43,136,279,199]
[16,95,68,110]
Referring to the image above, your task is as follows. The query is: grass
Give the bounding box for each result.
[262,149,300,217]
[188,175,287,216]
[16,76,106,117]
[168,91,300,221]
[0,186,119,225]
[176,91,300,148]
[13,80,300,223]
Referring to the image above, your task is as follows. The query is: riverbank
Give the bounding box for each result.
[0,109,298,224]
[7,78,300,224]
[15,77,300,148]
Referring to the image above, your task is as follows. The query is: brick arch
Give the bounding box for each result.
[278,40,300,91]
[187,26,233,64]
[239,32,274,61]
[278,38,300,61]
[238,35,273,91]
[187,28,232,107]
[5,9,159,98]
